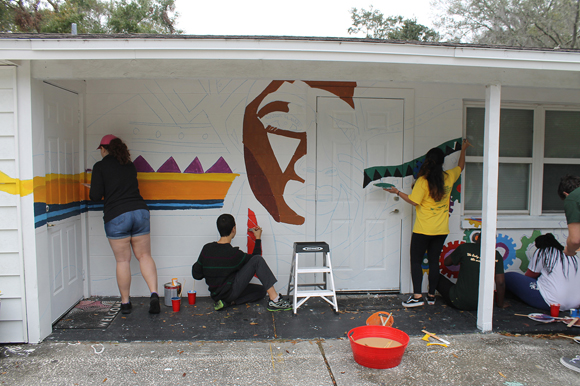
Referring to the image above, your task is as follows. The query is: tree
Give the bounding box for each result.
[433,0,580,48]
[0,0,181,34]
[348,6,440,42]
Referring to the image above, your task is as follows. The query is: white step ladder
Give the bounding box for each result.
[287,242,338,314]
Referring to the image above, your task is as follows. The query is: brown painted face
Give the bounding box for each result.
[242,80,356,225]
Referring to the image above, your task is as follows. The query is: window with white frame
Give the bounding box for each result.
[464,104,580,215]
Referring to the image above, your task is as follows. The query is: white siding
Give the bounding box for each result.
[0,66,26,343]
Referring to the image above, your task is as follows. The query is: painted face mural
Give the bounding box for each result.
[243,80,356,225]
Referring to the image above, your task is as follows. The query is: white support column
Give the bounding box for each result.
[477,84,501,332]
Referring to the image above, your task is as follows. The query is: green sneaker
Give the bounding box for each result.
[267,296,292,312]
[214,300,225,311]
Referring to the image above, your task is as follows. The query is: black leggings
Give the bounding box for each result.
[410,233,447,296]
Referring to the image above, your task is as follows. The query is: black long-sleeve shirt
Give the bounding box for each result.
[192,239,262,301]
[89,154,148,223]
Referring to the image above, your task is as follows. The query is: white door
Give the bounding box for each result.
[316,97,404,291]
[44,84,83,323]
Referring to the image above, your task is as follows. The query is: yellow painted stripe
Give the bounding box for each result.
[0,170,34,196]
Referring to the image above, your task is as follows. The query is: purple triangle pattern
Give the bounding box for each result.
[157,157,181,173]
[133,155,155,172]
[206,157,232,173]
[184,157,204,174]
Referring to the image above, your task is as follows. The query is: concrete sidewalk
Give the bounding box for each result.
[1,333,579,385]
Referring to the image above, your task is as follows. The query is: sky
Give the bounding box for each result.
[174,0,437,37]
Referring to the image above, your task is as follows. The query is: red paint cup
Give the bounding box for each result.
[171,297,181,312]
[188,291,196,305]
[550,303,560,317]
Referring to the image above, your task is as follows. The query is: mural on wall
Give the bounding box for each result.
[243,80,357,225]
[363,138,464,188]
[1,155,239,228]
[363,135,551,278]
[247,208,259,254]
[127,155,239,210]
[3,78,573,296]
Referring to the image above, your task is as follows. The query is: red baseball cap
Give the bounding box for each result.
[97,134,117,149]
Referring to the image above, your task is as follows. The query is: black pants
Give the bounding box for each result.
[226,255,277,304]
[435,274,455,306]
[410,233,447,296]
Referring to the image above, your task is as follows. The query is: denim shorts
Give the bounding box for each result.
[104,209,150,239]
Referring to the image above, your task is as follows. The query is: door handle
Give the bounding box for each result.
[47,223,55,227]
[390,209,399,214]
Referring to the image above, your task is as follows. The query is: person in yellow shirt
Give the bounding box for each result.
[385,139,470,307]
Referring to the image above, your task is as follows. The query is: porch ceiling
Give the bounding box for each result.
[0,36,578,88]
[26,58,580,89]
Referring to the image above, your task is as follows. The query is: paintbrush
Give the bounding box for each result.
[421,330,450,345]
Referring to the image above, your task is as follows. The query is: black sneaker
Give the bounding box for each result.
[121,301,132,314]
[149,293,160,314]
[267,295,292,312]
[426,295,436,305]
[402,295,424,308]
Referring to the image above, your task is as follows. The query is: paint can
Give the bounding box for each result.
[164,281,181,307]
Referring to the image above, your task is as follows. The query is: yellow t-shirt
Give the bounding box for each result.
[408,166,461,235]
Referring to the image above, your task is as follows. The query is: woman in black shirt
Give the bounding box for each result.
[89,135,160,314]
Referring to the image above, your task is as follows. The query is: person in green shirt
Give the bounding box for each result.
[436,232,506,311]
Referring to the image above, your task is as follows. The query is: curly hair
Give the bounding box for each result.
[417,147,446,202]
[557,175,580,200]
[102,138,131,165]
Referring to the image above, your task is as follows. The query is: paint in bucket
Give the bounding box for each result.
[164,281,181,307]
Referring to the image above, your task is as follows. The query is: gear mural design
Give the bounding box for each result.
[439,240,465,279]
[495,233,518,270]
[462,228,479,243]
[467,218,482,228]
[421,252,429,276]
[516,230,542,272]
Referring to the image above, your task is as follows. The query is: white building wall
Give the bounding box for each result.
[0,65,27,343]
[82,78,576,299]
[85,79,312,297]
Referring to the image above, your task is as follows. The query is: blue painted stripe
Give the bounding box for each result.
[34,199,225,228]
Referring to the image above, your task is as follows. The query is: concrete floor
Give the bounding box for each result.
[1,333,579,385]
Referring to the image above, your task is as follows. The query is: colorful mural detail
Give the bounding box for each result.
[0,157,239,228]
[439,240,465,279]
[243,80,357,225]
[247,208,259,254]
[515,230,542,272]
[363,138,463,188]
[0,170,33,196]
[496,233,518,269]
[131,156,238,206]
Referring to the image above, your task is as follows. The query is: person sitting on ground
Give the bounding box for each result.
[556,174,580,374]
[192,214,292,312]
[435,232,506,311]
[505,233,580,312]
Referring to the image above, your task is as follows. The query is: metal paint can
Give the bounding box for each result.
[570,308,580,318]
[164,282,182,307]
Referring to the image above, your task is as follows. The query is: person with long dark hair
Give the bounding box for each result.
[384,139,470,307]
[505,233,580,312]
[89,135,160,314]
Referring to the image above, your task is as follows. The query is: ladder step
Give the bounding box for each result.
[295,290,336,297]
[296,267,332,274]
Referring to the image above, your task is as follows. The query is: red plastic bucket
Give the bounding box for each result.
[348,325,410,369]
